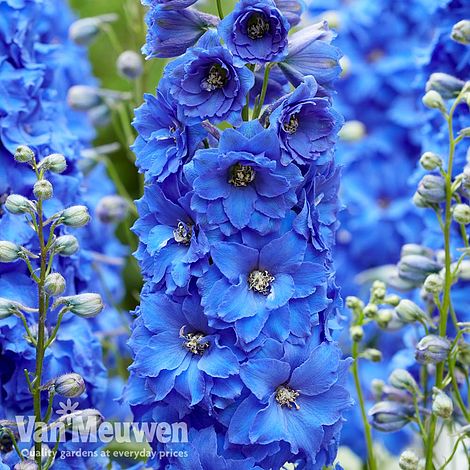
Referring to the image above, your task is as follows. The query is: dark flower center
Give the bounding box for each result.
[228,163,256,187]
[0,432,14,454]
[247,13,271,40]
[248,269,275,295]
[173,221,193,245]
[275,385,300,410]
[283,114,299,134]
[202,64,228,92]
[180,326,209,355]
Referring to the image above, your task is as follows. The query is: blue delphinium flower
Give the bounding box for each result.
[132,88,205,183]
[185,121,302,235]
[165,31,255,125]
[271,76,343,166]
[218,0,290,65]
[228,340,353,467]
[142,6,219,59]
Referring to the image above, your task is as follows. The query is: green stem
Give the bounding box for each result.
[252,64,273,119]
[216,0,224,19]
[425,94,461,470]
[3,428,24,461]
[438,434,465,470]
[32,198,48,469]
[351,342,377,470]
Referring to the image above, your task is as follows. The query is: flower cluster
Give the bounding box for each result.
[129,0,351,467]
[0,0,130,468]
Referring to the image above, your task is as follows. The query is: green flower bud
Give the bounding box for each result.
[53,235,79,256]
[54,373,86,397]
[401,244,434,259]
[395,299,430,325]
[14,460,38,470]
[117,50,143,80]
[422,90,446,113]
[39,153,67,174]
[459,127,470,138]
[350,325,364,342]
[96,195,129,223]
[371,280,386,301]
[377,308,394,328]
[363,304,378,319]
[384,294,400,306]
[453,203,470,225]
[415,335,451,365]
[423,273,444,295]
[33,179,53,200]
[0,298,22,319]
[413,191,431,208]
[417,175,446,204]
[389,368,419,394]
[419,152,442,171]
[60,205,90,227]
[451,19,470,45]
[67,85,102,111]
[399,450,419,470]
[56,293,104,318]
[14,145,35,163]
[362,348,382,362]
[432,387,453,419]
[426,73,465,99]
[338,120,366,142]
[44,273,66,296]
[5,194,35,215]
[0,241,21,263]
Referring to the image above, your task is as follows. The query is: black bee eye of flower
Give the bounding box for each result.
[248,269,275,295]
[202,64,228,92]
[247,13,271,40]
[173,221,193,245]
[275,385,300,410]
[283,114,299,134]
[180,326,209,355]
[228,163,256,187]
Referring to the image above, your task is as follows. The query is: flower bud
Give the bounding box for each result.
[401,243,434,259]
[368,401,414,432]
[389,369,419,394]
[53,235,79,256]
[349,325,364,342]
[459,127,470,138]
[451,19,470,45]
[0,298,22,319]
[96,195,129,223]
[56,293,104,318]
[67,85,102,111]
[417,175,446,204]
[423,273,444,295]
[338,120,366,142]
[14,460,38,470]
[5,194,35,215]
[371,280,386,301]
[371,379,385,400]
[54,373,86,397]
[39,153,67,174]
[44,273,66,296]
[363,304,378,319]
[0,241,21,263]
[399,450,419,470]
[377,309,394,328]
[432,387,453,419]
[69,13,117,46]
[14,145,35,163]
[453,203,470,225]
[117,50,143,80]
[60,205,90,227]
[398,255,441,284]
[345,296,363,310]
[395,299,430,325]
[33,179,53,200]
[419,152,442,171]
[88,104,111,127]
[422,90,446,113]
[413,191,431,208]
[415,335,451,365]
[362,348,382,362]
[426,73,465,99]
[384,294,400,307]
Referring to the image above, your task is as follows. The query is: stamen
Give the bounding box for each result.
[247,13,271,40]
[283,114,299,134]
[248,269,275,295]
[202,64,228,92]
[228,163,256,187]
[173,221,192,245]
[180,326,209,355]
[275,385,300,410]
